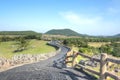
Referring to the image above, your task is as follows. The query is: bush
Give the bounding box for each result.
[14,37,30,52]
[111,47,120,57]
[98,43,120,57]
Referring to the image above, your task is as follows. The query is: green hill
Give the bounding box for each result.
[45,29,82,36]
[0,31,41,35]
[114,34,120,37]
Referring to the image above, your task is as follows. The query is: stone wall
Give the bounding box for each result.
[0,48,61,72]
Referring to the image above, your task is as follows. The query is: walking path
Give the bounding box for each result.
[0,41,97,80]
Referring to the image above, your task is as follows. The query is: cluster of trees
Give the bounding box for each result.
[59,37,120,44]
[0,36,30,52]
[0,35,41,42]
[0,31,40,35]
[0,31,42,42]
[63,38,88,47]
[62,38,120,57]
[0,31,42,52]
[99,43,120,57]
[24,35,41,40]
[0,36,14,42]
[85,37,120,42]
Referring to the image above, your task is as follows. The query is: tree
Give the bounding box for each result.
[98,43,120,57]
[99,45,113,54]
[14,37,30,52]
[63,39,68,46]
[112,47,120,57]
[24,35,37,39]
[1,35,11,41]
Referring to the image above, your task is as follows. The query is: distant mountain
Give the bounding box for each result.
[114,34,120,37]
[45,29,83,36]
[0,31,41,35]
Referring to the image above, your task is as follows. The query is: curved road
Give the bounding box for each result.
[0,41,97,80]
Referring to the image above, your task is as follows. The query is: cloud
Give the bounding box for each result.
[59,11,120,35]
[60,11,102,26]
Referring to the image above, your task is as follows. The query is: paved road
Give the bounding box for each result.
[0,41,97,80]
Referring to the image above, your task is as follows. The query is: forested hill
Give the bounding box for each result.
[0,31,41,35]
[114,34,120,37]
[45,29,83,36]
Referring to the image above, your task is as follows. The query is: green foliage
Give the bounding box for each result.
[77,41,88,47]
[0,31,42,41]
[79,46,99,56]
[46,29,82,36]
[63,39,68,46]
[85,37,120,42]
[0,40,56,58]
[99,45,113,54]
[36,35,42,40]
[79,48,90,53]
[0,31,41,35]
[24,34,42,40]
[14,37,30,52]
[62,38,88,47]
[62,37,120,57]
[0,35,13,42]
[109,43,120,57]
[24,35,37,39]
[99,43,120,57]
[112,47,120,57]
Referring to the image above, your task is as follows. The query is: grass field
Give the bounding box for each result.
[88,42,110,48]
[0,40,56,58]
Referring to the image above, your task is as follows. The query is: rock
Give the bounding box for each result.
[0,50,58,71]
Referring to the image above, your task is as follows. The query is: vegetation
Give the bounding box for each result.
[0,34,42,42]
[0,29,120,58]
[0,29,119,79]
[45,29,82,36]
[88,42,110,48]
[62,38,88,47]
[62,38,120,57]
[61,36,120,80]
[14,37,30,52]
[0,31,41,35]
[99,42,120,57]
[0,40,56,58]
[114,33,120,37]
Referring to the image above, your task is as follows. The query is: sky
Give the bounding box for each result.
[0,0,120,36]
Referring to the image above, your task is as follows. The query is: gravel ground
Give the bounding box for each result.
[0,41,97,80]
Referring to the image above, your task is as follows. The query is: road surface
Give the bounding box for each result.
[0,41,97,80]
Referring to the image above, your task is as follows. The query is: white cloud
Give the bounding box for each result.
[59,11,120,35]
[60,11,102,26]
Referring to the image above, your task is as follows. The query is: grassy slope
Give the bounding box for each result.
[0,40,56,58]
[45,29,81,36]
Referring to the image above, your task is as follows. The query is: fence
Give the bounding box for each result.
[65,51,120,80]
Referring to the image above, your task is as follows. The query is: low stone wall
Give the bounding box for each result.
[0,48,61,72]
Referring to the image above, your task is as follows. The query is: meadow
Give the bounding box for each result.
[0,40,56,58]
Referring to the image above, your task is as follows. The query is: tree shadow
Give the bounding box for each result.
[60,68,97,80]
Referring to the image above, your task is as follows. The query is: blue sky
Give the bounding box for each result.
[0,0,120,36]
